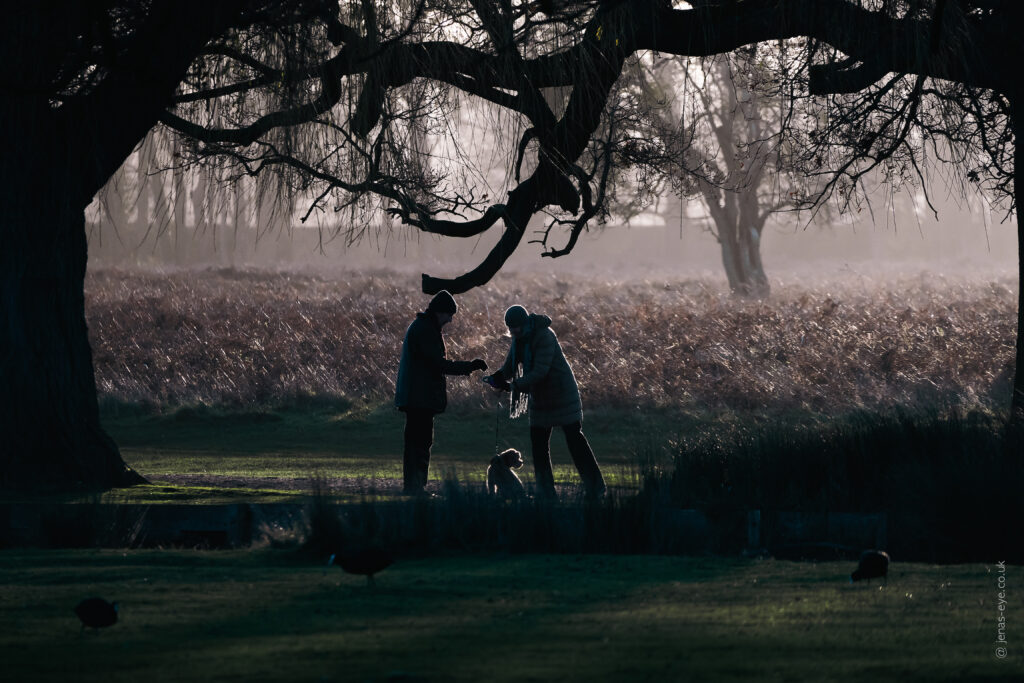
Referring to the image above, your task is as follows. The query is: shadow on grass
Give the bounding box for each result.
[661,408,1024,563]
[0,549,1012,682]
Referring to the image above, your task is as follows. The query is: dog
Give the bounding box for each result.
[486,448,526,498]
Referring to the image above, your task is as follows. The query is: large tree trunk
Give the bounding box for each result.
[720,222,770,298]
[0,120,146,492]
[0,0,260,491]
[716,193,771,299]
[1011,100,1024,427]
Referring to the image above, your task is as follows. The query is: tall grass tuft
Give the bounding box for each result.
[86,268,1015,415]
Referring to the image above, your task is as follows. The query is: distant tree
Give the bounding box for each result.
[2,0,1020,491]
[93,128,292,268]
[606,48,804,298]
[674,54,778,298]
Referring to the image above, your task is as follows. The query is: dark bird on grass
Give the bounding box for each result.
[74,597,118,632]
[851,550,890,584]
[328,545,394,587]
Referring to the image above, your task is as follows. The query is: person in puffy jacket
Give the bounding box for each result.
[395,290,487,494]
[484,304,606,499]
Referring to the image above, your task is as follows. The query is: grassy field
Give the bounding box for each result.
[5,269,1017,680]
[0,550,1013,682]
[79,267,1021,515]
[101,400,686,496]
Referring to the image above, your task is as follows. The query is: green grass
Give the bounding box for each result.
[103,402,685,488]
[62,401,687,504]
[103,484,311,505]
[0,484,308,506]
[0,549,1013,682]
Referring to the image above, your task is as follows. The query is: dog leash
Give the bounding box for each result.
[493,393,502,455]
[483,375,503,455]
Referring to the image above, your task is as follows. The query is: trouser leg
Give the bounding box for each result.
[403,410,434,493]
[529,425,556,498]
[562,422,606,497]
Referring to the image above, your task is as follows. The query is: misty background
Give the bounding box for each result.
[82,52,1017,289]
[85,175,1016,285]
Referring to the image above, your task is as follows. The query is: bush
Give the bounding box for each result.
[658,409,1024,562]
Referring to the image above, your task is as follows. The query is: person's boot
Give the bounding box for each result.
[532,454,557,499]
[402,450,419,494]
[565,425,606,499]
[416,451,431,494]
[403,447,430,494]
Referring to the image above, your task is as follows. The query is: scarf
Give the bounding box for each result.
[508,319,535,419]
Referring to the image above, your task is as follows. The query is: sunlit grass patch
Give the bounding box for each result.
[105,401,681,493]
[105,483,306,505]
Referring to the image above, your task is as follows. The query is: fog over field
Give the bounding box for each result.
[84,172,1021,418]
[87,185,1016,288]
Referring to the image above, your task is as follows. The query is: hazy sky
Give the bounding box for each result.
[217,194,1017,282]
[87,162,1016,285]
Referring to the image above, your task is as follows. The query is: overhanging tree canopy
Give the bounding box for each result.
[0,0,1018,492]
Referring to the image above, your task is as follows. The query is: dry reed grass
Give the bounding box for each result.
[84,267,1017,413]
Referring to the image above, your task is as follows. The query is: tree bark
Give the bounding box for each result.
[0,124,146,491]
[737,191,770,298]
[707,183,770,299]
[0,1,326,491]
[718,217,770,298]
[698,172,768,298]
[1010,97,1024,427]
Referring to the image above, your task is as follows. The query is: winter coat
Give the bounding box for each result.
[498,314,583,427]
[395,312,476,414]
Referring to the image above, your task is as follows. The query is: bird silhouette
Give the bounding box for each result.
[851,550,890,584]
[74,597,118,633]
[327,545,394,587]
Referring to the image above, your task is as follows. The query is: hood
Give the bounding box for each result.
[416,310,441,330]
[529,314,551,330]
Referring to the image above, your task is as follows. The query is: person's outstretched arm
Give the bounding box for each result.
[409,320,483,376]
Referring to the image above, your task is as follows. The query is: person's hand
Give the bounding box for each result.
[471,358,488,371]
[482,374,510,392]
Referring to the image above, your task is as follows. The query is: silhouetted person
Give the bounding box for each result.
[851,550,890,584]
[395,291,487,494]
[485,305,606,499]
[74,597,118,633]
[486,448,527,499]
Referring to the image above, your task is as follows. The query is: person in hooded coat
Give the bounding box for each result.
[484,305,606,498]
[395,290,487,494]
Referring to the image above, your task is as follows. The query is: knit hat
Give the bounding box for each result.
[427,290,458,315]
[504,305,529,328]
